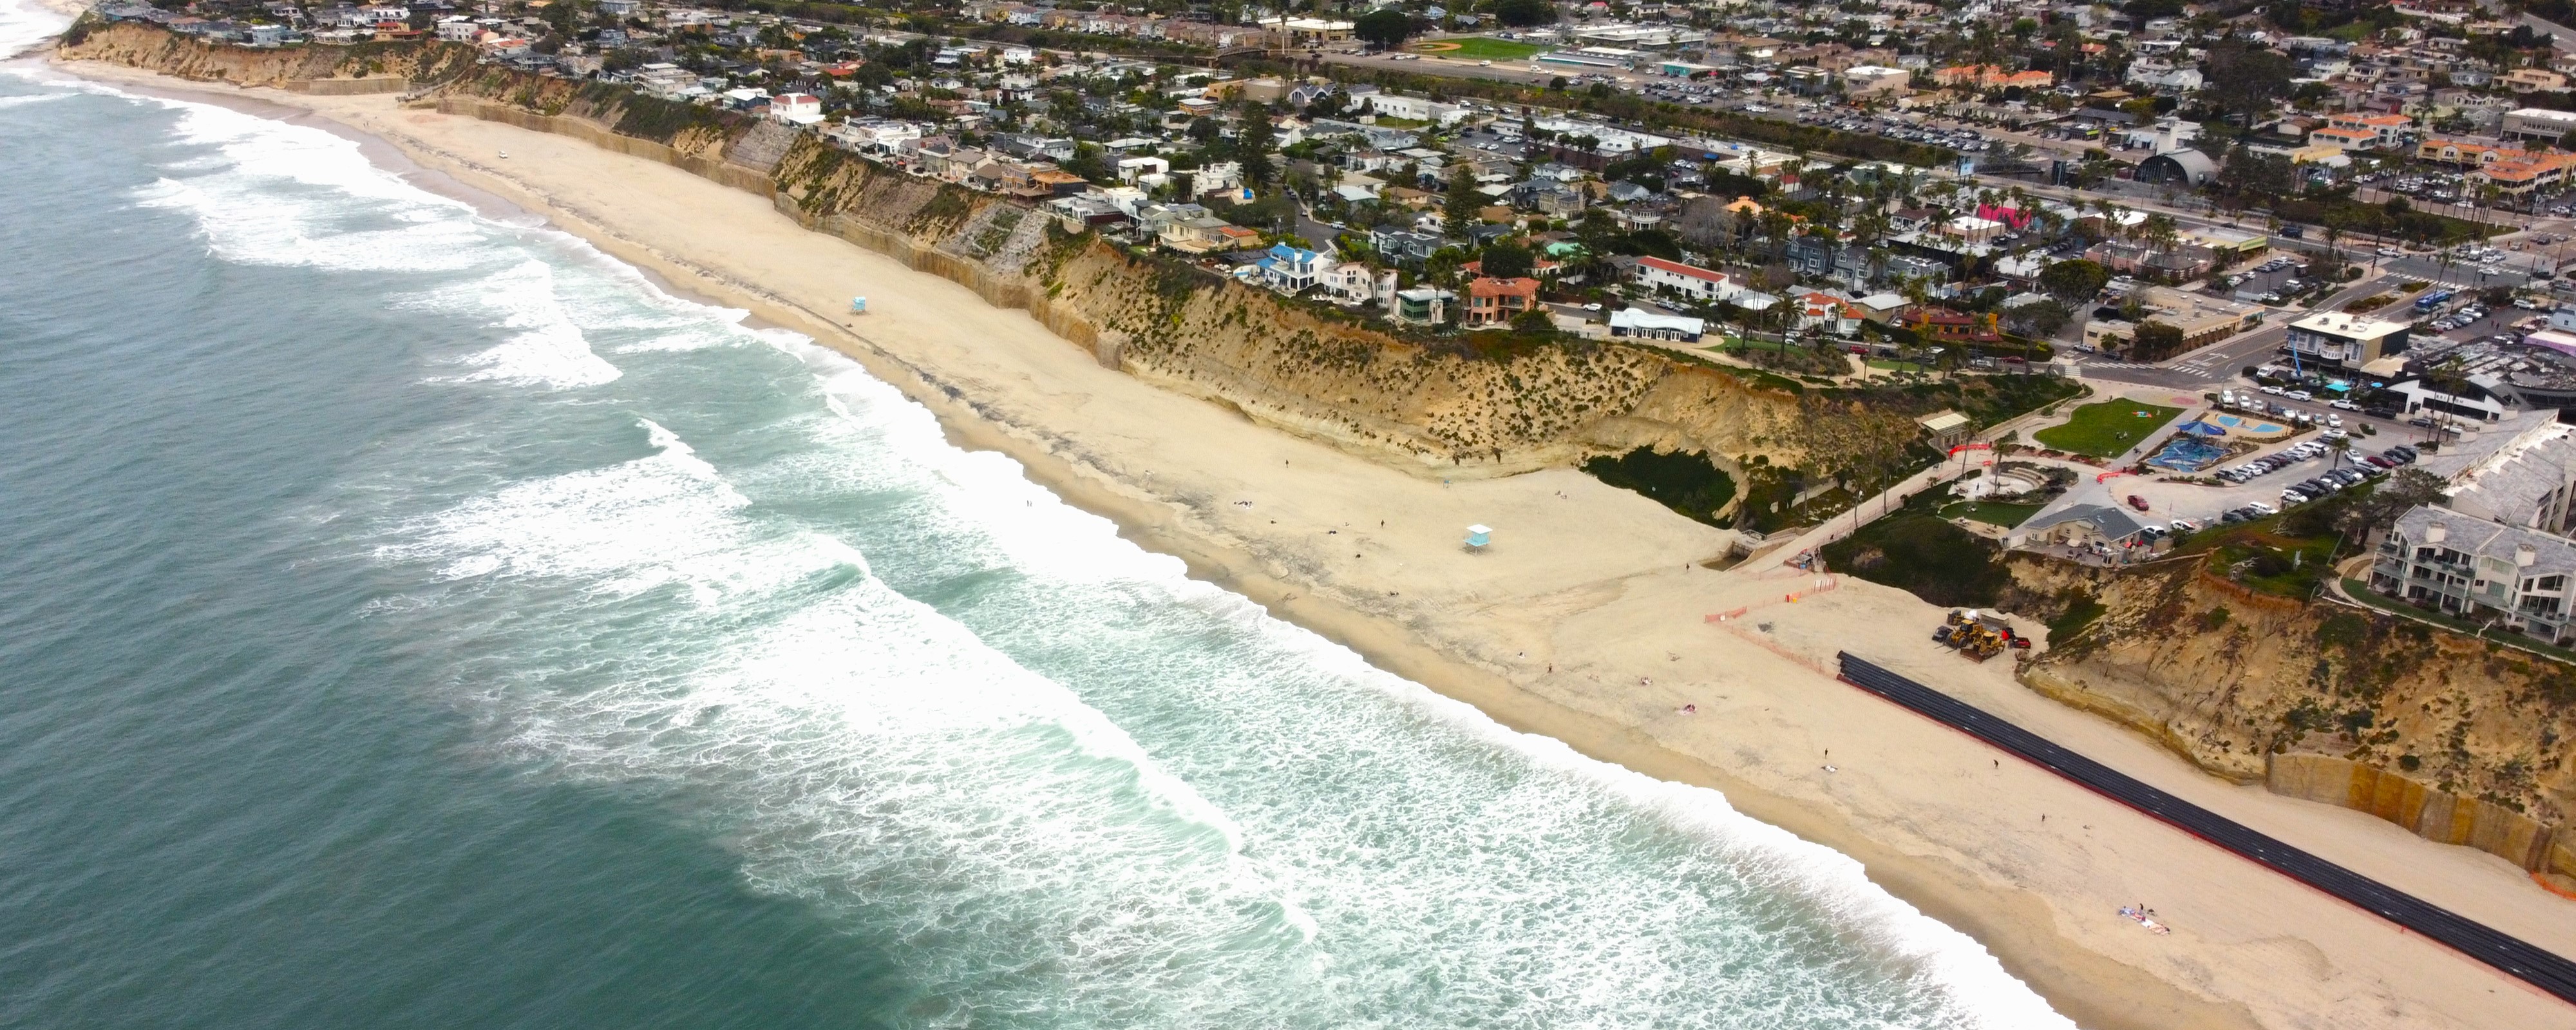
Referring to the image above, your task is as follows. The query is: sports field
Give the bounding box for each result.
[1416,37,1544,61]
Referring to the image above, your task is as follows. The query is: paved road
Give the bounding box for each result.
[2521,12,2576,51]
[1835,653,2576,1002]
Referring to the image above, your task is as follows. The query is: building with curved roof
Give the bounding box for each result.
[2136,148,2219,187]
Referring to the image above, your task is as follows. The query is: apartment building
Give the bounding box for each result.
[2371,507,2576,644]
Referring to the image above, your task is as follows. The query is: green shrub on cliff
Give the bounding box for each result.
[1821,491,2012,607]
[1581,448,1736,526]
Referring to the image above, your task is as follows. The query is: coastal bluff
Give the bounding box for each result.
[2003,552,2576,885]
[60,22,1823,479]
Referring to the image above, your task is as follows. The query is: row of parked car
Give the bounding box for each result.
[2275,444,2421,508]
[2427,303,2490,333]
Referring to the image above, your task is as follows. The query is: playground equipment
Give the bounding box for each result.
[1933,609,2032,662]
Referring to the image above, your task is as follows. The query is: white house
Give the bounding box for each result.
[1632,256,1743,303]
[1256,243,1334,294]
[1795,292,1864,335]
[1323,263,1400,307]
[770,92,824,125]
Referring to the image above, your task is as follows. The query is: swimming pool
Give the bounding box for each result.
[2212,415,2285,434]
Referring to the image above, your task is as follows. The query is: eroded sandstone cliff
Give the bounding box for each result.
[2008,553,2576,878]
[61,21,473,90]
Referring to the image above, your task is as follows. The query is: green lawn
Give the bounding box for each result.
[2032,400,2185,458]
[1424,36,1544,61]
[1937,501,2043,528]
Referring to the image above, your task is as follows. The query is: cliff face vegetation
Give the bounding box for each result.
[768,132,1819,473]
[61,22,475,88]
[2005,553,2576,878]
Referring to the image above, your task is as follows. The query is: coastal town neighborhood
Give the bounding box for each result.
[44,0,2576,1018]
[84,0,2576,640]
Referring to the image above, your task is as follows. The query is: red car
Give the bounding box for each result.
[2125,494,2150,512]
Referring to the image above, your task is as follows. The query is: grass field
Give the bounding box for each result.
[2032,400,2184,458]
[1937,501,2042,528]
[1419,37,1544,61]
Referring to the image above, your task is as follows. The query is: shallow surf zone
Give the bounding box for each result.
[80,67,2077,1029]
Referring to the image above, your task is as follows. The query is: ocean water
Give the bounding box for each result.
[0,14,2074,1029]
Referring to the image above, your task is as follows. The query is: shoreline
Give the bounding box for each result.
[43,56,2576,1030]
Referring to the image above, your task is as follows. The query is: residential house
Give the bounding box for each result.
[1463,277,1542,328]
[1255,243,1332,294]
[1322,263,1400,307]
[1370,228,1448,267]
[1632,256,1743,303]
[1899,306,2003,345]
[1392,287,1454,325]
[1795,292,1864,335]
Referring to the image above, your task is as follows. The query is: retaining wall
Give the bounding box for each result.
[2267,752,2575,875]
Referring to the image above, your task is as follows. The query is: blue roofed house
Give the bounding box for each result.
[1256,243,1334,294]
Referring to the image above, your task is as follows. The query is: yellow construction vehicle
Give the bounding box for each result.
[1935,609,2026,662]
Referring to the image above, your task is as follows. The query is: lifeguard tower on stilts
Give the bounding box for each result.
[1464,524,1492,552]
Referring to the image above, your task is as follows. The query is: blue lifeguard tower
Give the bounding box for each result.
[849,296,868,314]
[1464,524,1492,551]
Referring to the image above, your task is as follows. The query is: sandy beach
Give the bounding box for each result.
[48,58,2576,1029]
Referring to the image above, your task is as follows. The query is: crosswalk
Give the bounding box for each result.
[2081,358,2225,381]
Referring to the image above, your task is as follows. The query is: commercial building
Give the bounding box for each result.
[2503,107,2576,144]
[1842,65,1910,99]
[1608,308,1706,341]
[2325,111,2414,149]
[2307,126,2379,151]
[2284,310,2409,368]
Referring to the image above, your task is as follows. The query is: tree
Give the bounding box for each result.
[1063,142,1112,184]
[1481,240,1536,278]
[1443,169,1481,239]
[1354,8,1414,48]
[2038,258,2110,303]
[2334,468,2447,542]
[2129,320,2186,361]
[2003,298,2072,337]
[1511,308,1557,334]
[2216,144,2293,207]
[1495,0,1555,26]
[2204,41,2294,124]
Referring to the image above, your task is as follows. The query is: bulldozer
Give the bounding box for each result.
[1935,609,2029,662]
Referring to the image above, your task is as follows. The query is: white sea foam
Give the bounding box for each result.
[424,260,622,389]
[0,0,67,59]
[383,418,1312,1026]
[726,338,2081,1030]
[52,33,2088,1020]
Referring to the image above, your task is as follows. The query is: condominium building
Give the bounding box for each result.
[2371,507,2576,644]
